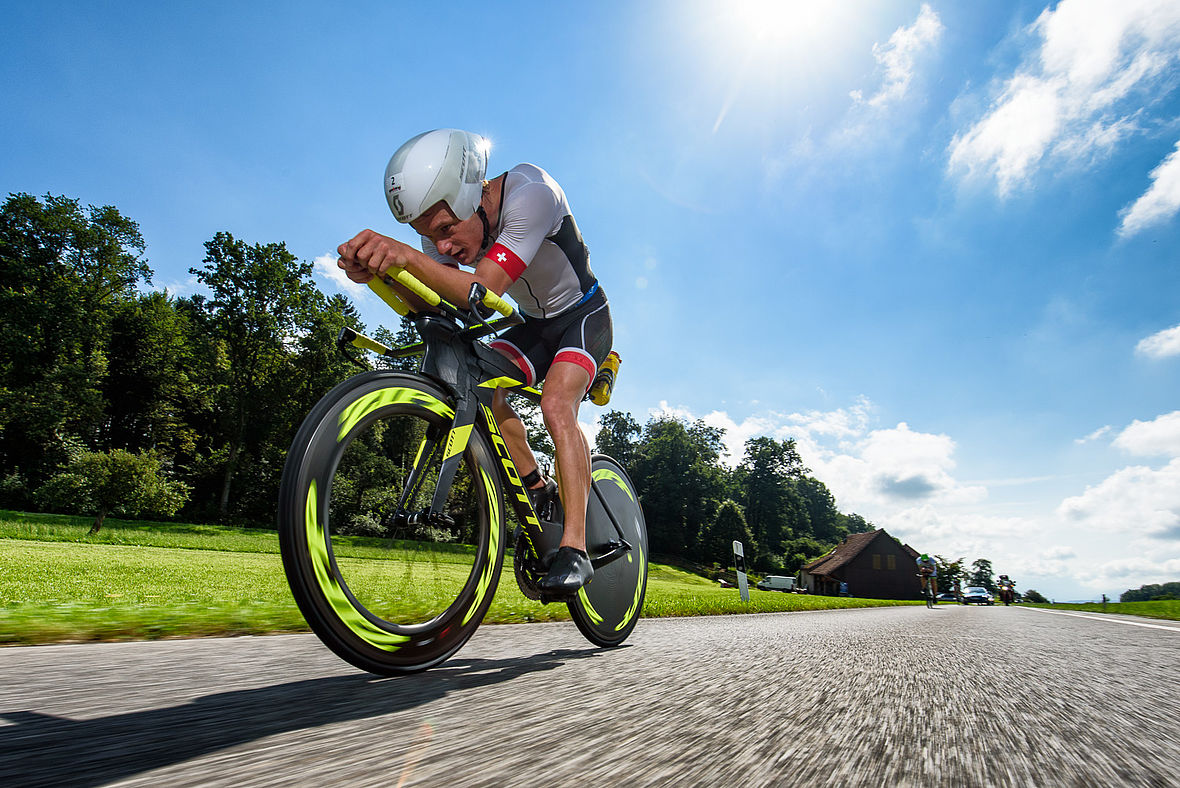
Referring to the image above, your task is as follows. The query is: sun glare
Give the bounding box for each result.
[682,0,866,134]
[722,0,849,49]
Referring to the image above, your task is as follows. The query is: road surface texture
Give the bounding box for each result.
[2,604,1178,787]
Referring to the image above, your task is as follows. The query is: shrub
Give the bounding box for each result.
[35,449,189,533]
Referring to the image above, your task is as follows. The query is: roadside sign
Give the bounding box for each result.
[733,540,749,602]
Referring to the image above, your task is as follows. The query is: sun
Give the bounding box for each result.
[678,0,867,133]
[720,0,851,50]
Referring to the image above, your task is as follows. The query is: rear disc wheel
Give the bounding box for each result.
[567,455,647,647]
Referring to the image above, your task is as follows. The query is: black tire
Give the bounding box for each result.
[567,455,648,647]
[278,371,504,675]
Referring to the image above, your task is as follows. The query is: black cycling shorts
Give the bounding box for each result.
[489,287,611,388]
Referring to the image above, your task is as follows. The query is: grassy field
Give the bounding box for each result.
[1,509,912,645]
[1027,600,1180,622]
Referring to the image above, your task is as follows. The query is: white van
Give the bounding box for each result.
[756,575,796,592]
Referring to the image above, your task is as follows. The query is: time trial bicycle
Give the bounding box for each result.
[277,269,647,675]
[918,571,936,608]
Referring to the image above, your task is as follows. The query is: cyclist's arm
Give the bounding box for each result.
[337,229,513,308]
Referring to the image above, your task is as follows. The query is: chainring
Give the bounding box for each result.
[513,527,546,601]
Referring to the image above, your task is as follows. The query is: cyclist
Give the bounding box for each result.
[916,553,938,598]
[336,129,611,597]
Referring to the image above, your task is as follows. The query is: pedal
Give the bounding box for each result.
[539,589,574,605]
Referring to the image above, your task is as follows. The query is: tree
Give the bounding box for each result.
[935,555,966,591]
[101,292,201,456]
[35,449,189,533]
[794,476,847,542]
[632,416,727,558]
[840,513,874,533]
[968,558,995,592]
[780,535,833,574]
[736,437,806,562]
[189,232,323,519]
[1023,589,1050,604]
[701,499,755,567]
[1120,582,1180,602]
[594,410,641,469]
[0,193,151,494]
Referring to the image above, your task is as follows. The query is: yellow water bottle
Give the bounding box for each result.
[588,351,621,406]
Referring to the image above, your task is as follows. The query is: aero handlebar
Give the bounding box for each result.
[365,268,515,321]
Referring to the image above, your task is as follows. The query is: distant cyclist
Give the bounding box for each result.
[916,553,938,597]
[337,129,611,597]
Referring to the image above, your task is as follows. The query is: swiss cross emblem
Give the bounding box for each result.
[496,252,507,263]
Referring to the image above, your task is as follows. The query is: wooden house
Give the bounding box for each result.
[799,530,922,600]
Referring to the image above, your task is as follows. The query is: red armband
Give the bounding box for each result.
[485,243,526,281]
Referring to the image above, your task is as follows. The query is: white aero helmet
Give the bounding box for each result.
[384,129,490,224]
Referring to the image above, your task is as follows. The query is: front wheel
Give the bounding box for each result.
[567,455,648,646]
[278,371,505,675]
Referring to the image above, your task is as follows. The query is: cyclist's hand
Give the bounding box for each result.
[336,255,373,284]
[338,229,412,282]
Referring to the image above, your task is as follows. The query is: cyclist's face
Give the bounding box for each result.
[412,203,483,265]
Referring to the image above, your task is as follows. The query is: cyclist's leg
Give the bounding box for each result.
[490,386,541,479]
[488,333,544,483]
[537,297,611,593]
[540,359,594,552]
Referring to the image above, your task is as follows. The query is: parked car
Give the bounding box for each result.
[756,575,797,592]
[717,578,735,589]
[962,586,994,605]
[936,592,958,603]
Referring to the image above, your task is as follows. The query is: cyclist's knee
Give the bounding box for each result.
[540,392,578,434]
[539,366,588,429]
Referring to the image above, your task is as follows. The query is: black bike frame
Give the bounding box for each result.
[337,280,632,570]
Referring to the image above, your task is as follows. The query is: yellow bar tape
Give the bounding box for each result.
[350,332,391,355]
[367,267,514,319]
[366,277,411,317]
[391,268,441,307]
[480,288,514,318]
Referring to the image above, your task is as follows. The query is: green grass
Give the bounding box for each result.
[1,509,916,645]
[1027,600,1180,622]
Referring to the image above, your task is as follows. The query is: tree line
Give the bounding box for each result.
[0,193,361,528]
[1120,581,1180,602]
[1,192,873,571]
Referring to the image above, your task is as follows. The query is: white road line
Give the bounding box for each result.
[1021,606,1180,633]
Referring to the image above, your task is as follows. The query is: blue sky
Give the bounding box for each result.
[5,0,1180,601]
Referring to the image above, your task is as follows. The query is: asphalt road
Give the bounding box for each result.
[2,604,1178,787]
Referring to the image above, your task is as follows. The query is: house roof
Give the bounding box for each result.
[802,529,916,577]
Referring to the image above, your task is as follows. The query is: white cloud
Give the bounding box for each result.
[314,252,372,301]
[1074,555,1180,590]
[158,274,199,298]
[1113,411,1180,456]
[1075,425,1112,445]
[648,397,874,468]
[1120,140,1180,236]
[1136,323,1180,359]
[852,4,944,109]
[947,0,1180,196]
[1058,457,1180,540]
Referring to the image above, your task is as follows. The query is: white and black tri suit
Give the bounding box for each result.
[422,163,611,387]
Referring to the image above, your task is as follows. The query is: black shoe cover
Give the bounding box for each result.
[539,546,594,596]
